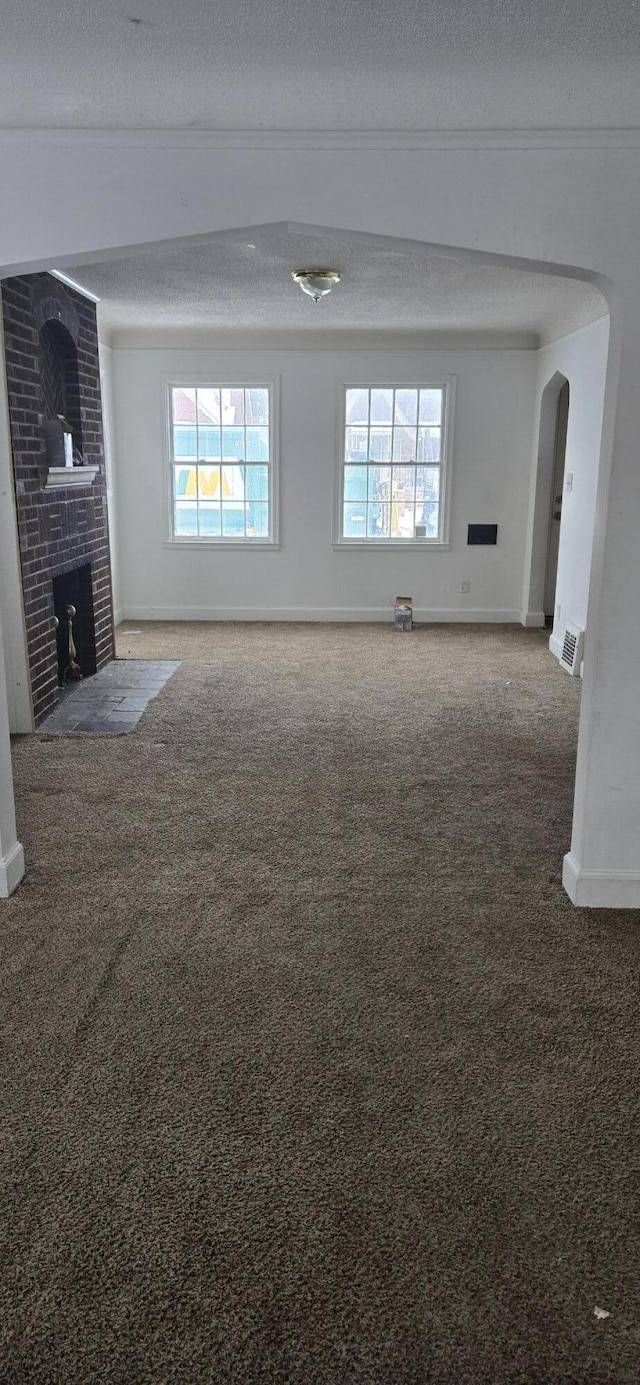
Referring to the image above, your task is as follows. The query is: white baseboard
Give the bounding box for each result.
[7,701,34,735]
[113,606,124,626]
[520,610,546,628]
[120,605,524,624]
[0,840,25,898]
[563,852,640,908]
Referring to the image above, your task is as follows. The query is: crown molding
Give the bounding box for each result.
[1,127,640,152]
[538,311,609,350]
[107,326,540,352]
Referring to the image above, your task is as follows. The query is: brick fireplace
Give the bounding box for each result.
[1,272,115,725]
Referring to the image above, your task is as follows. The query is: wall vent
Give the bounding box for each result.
[559,622,584,676]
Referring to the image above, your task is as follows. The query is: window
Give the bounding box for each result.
[168,384,275,542]
[338,383,451,544]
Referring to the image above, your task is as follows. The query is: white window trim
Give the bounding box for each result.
[333,376,456,548]
[163,374,280,547]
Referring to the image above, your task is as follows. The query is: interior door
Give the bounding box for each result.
[544,381,570,623]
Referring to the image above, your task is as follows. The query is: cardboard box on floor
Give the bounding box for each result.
[394,596,413,632]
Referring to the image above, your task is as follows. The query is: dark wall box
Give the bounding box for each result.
[467,524,498,545]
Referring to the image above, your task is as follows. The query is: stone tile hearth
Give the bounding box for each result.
[37,660,180,735]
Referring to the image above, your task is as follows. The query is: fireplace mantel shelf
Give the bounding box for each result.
[45,466,99,489]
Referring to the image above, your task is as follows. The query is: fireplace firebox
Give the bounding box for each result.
[52,565,97,686]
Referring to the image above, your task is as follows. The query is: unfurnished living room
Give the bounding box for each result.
[1,5,640,1384]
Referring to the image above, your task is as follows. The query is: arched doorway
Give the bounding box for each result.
[0,221,617,901]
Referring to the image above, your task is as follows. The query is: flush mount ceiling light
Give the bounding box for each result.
[291,269,341,303]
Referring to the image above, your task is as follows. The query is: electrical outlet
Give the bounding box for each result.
[460,580,470,594]
[565,473,573,492]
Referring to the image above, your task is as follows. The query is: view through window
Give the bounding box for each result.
[341,386,447,542]
[170,385,272,540]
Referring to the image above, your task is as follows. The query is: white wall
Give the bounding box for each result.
[110,339,537,622]
[532,317,610,654]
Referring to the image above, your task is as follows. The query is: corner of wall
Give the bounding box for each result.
[563,851,640,908]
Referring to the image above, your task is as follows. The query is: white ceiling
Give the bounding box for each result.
[66,227,606,344]
[1,0,639,130]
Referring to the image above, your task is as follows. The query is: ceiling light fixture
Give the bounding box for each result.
[291,269,341,303]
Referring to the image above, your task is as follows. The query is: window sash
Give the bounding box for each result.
[340,385,449,544]
[168,384,273,542]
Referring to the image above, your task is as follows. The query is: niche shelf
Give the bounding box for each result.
[45,466,99,489]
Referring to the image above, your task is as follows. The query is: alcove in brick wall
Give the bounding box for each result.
[39,318,83,454]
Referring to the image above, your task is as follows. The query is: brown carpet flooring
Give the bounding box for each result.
[2,622,640,1383]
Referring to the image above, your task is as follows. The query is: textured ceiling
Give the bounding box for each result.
[66,228,606,343]
[1,0,639,129]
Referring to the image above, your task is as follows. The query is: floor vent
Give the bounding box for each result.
[559,622,584,676]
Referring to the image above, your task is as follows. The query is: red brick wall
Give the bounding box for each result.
[1,272,115,725]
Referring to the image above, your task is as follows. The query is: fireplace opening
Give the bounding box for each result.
[52,565,97,686]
